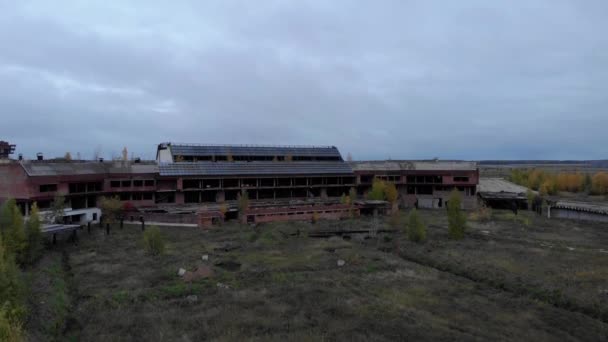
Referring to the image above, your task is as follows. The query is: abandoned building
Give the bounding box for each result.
[0,142,481,226]
[349,160,479,209]
[477,178,532,209]
[546,201,608,223]
[156,143,355,204]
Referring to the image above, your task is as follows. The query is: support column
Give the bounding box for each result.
[321,188,328,200]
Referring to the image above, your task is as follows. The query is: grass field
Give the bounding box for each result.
[25,210,608,341]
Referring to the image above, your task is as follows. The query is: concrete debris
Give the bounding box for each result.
[337,259,346,267]
[186,295,199,303]
[217,282,230,289]
[202,254,209,261]
[178,268,187,277]
[599,249,608,254]
[567,247,575,251]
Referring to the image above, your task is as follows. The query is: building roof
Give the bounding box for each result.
[551,201,608,215]
[167,143,342,158]
[20,161,158,177]
[158,161,354,177]
[349,160,477,172]
[477,178,532,199]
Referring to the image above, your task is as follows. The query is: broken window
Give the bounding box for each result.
[454,176,469,182]
[144,180,155,186]
[133,180,143,187]
[39,184,58,193]
[223,179,239,188]
[110,181,120,188]
[121,180,132,187]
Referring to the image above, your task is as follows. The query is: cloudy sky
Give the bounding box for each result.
[1,1,607,161]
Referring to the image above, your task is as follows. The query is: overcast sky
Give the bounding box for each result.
[1,1,607,161]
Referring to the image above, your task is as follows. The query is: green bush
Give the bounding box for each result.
[0,236,26,322]
[24,203,43,265]
[0,308,24,342]
[406,209,426,243]
[447,190,466,240]
[143,226,166,256]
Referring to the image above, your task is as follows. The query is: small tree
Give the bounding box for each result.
[367,179,386,201]
[0,235,27,322]
[447,189,466,240]
[237,191,249,219]
[583,174,593,194]
[50,194,66,224]
[340,194,350,205]
[385,182,399,213]
[143,226,165,256]
[346,152,353,162]
[0,199,17,233]
[219,203,228,224]
[64,152,72,161]
[99,196,123,226]
[526,189,536,210]
[285,154,293,162]
[3,205,26,263]
[24,203,43,265]
[407,208,426,242]
[348,187,357,202]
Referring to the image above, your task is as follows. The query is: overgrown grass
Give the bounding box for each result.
[46,261,70,338]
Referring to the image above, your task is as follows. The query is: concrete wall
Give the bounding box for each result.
[550,208,608,223]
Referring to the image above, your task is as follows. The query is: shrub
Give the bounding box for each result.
[1,202,26,263]
[99,196,123,225]
[406,209,426,243]
[0,199,17,232]
[24,203,43,265]
[50,194,66,224]
[469,206,492,222]
[591,172,608,195]
[237,191,249,215]
[0,235,26,322]
[447,190,466,240]
[311,212,320,224]
[0,308,24,342]
[143,226,166,256]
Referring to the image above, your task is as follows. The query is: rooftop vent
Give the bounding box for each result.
[18,153,23,161]
[36,153,43,161]
[99,158,104,162]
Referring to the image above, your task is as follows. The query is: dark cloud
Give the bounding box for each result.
[1,1,607,160]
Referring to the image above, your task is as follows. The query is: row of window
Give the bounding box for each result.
[361,175,470,184]
[110,180,155,188]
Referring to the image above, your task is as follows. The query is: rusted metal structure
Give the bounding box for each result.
[0,141,16,159]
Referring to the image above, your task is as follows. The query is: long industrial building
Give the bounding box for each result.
[0,142,479,217]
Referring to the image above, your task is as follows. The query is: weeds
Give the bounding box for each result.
[143,226,166,256]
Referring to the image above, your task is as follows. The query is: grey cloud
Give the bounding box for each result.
[0,1,607,160]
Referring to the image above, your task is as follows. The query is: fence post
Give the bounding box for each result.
[87,221,91,234]
[106,223,110,235]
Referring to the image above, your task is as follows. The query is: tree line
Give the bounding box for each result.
[510,169,608,195]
